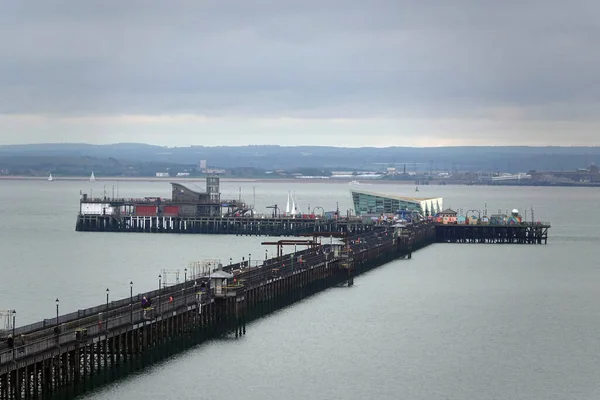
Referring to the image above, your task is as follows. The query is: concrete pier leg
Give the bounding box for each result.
[83,345,88,385]
[33,362,39,399]
[25,365,31,399]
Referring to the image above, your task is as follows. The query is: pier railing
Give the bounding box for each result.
[0,235,359,363]
[433,221,551,227]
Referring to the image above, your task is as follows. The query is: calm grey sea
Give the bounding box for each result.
[1,179,600,400]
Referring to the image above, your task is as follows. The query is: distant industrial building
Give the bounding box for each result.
[529,163,600,184]
[491,173,531,182]
[350,188,443,216]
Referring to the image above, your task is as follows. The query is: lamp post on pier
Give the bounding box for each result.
[130,281,133,323]
[11,310,16,360]
[265,249,268,261]
[184,268,187,283]
[249,253,251,271]
[106,288,110,329]
[158,274,162,312]
[55,298,59,333]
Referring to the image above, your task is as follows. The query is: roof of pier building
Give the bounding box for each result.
[438,208,458,216]
[171,182,213,203]
[350,189,443,216]
[210,270,234,279]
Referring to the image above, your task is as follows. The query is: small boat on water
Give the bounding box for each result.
[48,173,53,182]
[285,191,301,216]
[415,186,419,192]
[90,172,96,181]
[349,180,360,185]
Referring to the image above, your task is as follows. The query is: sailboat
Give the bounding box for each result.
[285,191,291,216]
[292,194,300,215]
[90,172,96,181]
[48,173,53,182]
[415,186,419,192]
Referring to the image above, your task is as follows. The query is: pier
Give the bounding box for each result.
[435,222,550,244]
[75,213,551,244]
[74,181,552,242]
[76,214,376,236]
[0,223,434,400]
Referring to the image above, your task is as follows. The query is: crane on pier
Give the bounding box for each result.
[266,204,279,218]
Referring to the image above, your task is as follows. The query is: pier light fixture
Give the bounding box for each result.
[184,268,187,283]
[106,288,110,329]
[11,310,16,359]
[158,274,162,291]
[265,249,268,261]
[249,253,251,270]
[55,298,59,330]
[130,281,134,323]
[229,257,232,266]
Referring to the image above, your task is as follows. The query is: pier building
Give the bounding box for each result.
[350,188,443,216]
[78,177,253,221]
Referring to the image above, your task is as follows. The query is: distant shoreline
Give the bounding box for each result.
[0,176,417,185]
[2,175,599,188]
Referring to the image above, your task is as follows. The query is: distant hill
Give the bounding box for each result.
[1,143,600,175]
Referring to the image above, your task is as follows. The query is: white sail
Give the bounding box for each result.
[291,194,296,215]
[293,194,300,214]
[285,191,291,215]
[48,173,53,181]
[90,172,96,181]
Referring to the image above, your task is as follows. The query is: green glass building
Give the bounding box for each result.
[350,189,443,216]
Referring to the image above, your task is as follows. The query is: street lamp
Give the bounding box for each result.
[229,257,232,267]
[158,274,162,311]
[184,268,187,283]
[249,253,251,270]
[130,281,133,323]
[11,310,16,359]
[106,288,109,329]
[55,298,59,332]
[265,249,268,261]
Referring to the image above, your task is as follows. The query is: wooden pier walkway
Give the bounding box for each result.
[75,213,551,245]
[434,222,550,244]
[76,214,375,236]
[0,223,435,399]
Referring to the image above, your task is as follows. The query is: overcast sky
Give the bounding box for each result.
[0,1,598,147]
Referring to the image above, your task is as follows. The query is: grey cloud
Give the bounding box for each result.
[0,0,599,120]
